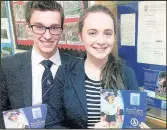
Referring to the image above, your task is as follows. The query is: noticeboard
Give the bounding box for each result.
[117,1,166,109]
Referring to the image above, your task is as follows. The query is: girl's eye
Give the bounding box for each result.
[105,32,112,36]
[88,32,96,36]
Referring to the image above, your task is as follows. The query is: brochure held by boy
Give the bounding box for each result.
[3,104,47,129]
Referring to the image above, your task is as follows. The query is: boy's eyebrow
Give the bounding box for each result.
[87,29,97,31]
[31,22,61,27]
[31,22,43,25]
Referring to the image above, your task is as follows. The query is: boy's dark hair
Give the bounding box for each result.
[25,1,64,29]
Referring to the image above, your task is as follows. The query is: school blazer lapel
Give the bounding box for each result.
[20,51,32,107]
[70,60,87,115]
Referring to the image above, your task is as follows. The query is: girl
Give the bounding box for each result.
[46,4,149,129]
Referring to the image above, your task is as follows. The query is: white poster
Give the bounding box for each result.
[1,18,11,43]
[13,4,26,21]
[88,1,95,7]
[61,1,83,18]
[120,13,136,46]
[137,1,166,66]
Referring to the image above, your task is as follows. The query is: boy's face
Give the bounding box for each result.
[27,10,62,58]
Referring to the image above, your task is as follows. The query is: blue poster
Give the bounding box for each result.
[117,2,166,110]
[143,69,166,101]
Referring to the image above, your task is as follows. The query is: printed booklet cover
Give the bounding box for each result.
[101,89,147,128]
[3,104,47,129]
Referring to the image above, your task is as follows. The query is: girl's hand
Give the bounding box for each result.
[94,121,109,128]
[139,122,150,129]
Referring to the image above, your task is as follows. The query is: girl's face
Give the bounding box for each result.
[79,12,115,61]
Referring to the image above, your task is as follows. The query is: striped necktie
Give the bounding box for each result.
[41,60,53,104]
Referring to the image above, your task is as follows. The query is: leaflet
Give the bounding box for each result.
[3,104,47,129]
[101,89,147,128]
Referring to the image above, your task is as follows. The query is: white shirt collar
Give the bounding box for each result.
[31,47,61,66]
